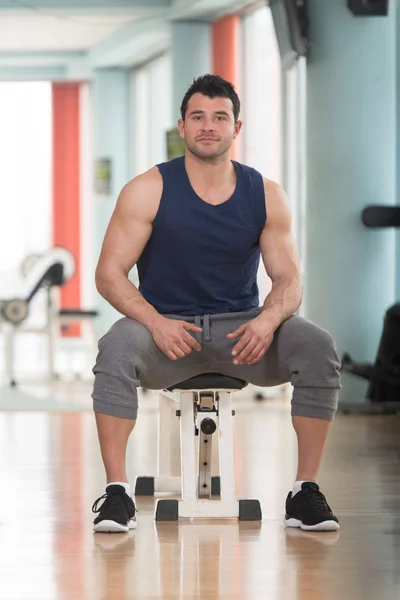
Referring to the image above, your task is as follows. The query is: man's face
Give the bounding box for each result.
[178,93,242,160]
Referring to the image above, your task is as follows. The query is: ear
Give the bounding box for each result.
[178,119,185,139]
[233,119,242,139]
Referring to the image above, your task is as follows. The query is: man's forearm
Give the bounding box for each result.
[260,276,303,329]
[95,269,161,330]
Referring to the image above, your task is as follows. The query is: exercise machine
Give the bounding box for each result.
[0,247,98,385]
[341,205,400,414]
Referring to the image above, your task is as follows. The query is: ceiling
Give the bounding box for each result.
[0,14,140,51]
[0,0,259,78]
[0,1,168,53]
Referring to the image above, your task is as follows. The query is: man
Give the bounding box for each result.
[91,74,341,533]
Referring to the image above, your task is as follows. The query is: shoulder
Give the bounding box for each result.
[124,166,163,196]
[262,178,288,201]
[116,166,163,222]
[156,156,184,177]
[262,178,292,230]
[234,160,263,185]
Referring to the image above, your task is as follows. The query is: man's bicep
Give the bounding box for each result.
[99,208,152,275]
[260,181,300,283]
[97,170,161,276]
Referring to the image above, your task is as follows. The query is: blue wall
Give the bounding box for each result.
[305,0,396,402]
[93,68,130,336]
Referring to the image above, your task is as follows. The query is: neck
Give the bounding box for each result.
[184,150,233,185]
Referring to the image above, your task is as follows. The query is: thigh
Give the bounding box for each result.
[132,322,216,391]
[97,316,216,391]
[214,341,290,388]
[219,314,338,388]
[209,310,291,387]
[140,350,219,391]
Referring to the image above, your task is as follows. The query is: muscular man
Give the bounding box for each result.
[91,74,341,533]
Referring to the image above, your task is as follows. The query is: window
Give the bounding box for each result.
[0,82,51,279]
[0,82,52,375]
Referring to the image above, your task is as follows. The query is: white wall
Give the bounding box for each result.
[240,6,282,303]
[131,53,173,177]
[241,5,282,183]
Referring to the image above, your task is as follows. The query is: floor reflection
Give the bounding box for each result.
[0,383,398,599]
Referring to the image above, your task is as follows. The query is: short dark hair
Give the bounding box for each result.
[180,74,241,122]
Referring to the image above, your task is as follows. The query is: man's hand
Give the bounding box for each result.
[149,316,203,360]
[226,315,276,365]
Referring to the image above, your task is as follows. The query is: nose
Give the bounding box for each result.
[201,118,216,132]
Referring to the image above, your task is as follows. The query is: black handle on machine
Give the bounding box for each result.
[361,205,400,228]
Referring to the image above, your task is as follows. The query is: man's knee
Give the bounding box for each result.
[278,317,341,389]
[102,317,152,348]
[92,318,148,418]
[95,318,153,369]
[93,398,138,420]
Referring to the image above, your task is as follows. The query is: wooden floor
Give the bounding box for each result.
[0,385,399,600]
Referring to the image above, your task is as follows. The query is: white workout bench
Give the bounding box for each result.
[135,373,262,521]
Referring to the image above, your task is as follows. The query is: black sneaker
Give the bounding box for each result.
[92,485,137,533]
[284,482,339,531]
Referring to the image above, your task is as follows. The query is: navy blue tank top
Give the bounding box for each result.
[136,156,266,316]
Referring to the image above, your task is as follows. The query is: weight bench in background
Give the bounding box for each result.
[0,247,98,385]
[135,373,263,522]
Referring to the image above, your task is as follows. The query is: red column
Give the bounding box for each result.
[212,15,240,160]
[52,83,81,336]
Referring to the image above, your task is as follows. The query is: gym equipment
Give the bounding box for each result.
[341,205,400,414]
[135,373,262,521]
[348,0,389,17]
[0,247,98,385]
[342,304,400,414]
[1,248,74,326]
[270,0,309,68]
[361,205,400,228]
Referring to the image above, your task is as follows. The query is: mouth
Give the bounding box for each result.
[197,137,218,142]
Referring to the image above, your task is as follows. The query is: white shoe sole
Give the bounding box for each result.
[93,519,137,533]
[284,517,340,532]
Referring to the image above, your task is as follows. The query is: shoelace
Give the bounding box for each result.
[92,492,125,514]
[304,487,331,512]
[92,492,138,516]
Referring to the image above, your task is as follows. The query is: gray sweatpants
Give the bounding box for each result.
[92,308,341,421]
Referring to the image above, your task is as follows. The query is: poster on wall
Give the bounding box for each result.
[166,129,186,160]
[94,158,112,195]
